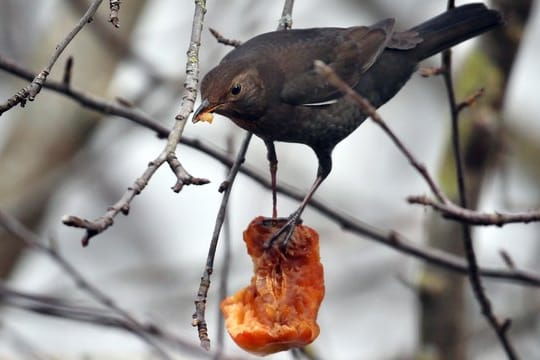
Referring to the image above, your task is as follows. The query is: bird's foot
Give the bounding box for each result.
[261,211,303,250]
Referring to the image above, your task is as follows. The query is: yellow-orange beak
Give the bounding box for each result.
[192,99,220,124]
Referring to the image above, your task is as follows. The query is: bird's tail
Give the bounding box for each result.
[411,3,503,60]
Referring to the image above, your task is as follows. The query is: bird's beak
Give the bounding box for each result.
[192,98,220,124]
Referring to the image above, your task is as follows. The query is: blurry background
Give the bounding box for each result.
[0,0,539,359]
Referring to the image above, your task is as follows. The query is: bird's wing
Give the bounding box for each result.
[280,19,396,106]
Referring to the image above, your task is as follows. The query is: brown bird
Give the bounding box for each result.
[193,3,502,245]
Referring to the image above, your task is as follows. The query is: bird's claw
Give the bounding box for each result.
[262,213,303,250]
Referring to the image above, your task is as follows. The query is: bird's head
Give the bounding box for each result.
[193,62,268,124]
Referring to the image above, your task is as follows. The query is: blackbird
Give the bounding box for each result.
[193,3,502,244]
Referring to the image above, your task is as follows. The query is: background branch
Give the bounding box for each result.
[0,283,245,360]
[0,210,173,360]
[0,0,104,115]
[409,195,540,226]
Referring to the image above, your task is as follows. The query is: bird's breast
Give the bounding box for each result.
[229,116,261,134]
[245,100,367,147]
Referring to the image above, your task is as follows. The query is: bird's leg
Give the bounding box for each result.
[263,175,324,248]
[264,148,332,249]
[270,162,278,219]
[265,141,278,219]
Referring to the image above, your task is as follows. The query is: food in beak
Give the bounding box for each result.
[196,111,214,124]
[192,99,215,124]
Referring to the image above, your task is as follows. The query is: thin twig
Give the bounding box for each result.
[192,132,252,350]
[456,87,485,114]
[0,210,173,360]
[419,66,446,77]
[0,0,104,115]
[0,283,246,360]
[500,249,516,270]
[62,56,74,86]
[209,28,241,47]
[109,0,121,28]
[408,195,540,226]
[442,0,517,356]
[214,137,235,358]
[0,55,171,137]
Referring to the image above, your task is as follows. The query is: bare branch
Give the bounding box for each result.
[408,195,540,226]
[62,56,74,86]
[456,87,485,114]
[0,283,246,359]
[0,0,104,115]
[167,153,210,193]
[192,132,252,350]
[500,249,516,270]
[419,65,446,77]
[0,210,173,360]
[109,0,121,28]
[62,0,209,245]
[215,138,235,353]
[209,28,241,47]
[0,55,170,137]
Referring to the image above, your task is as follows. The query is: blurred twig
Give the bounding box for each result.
[209,28,242,47]
[0,0,104,115]
[0,210,173,360]
[0,283,246,359]
[408,195,540,226]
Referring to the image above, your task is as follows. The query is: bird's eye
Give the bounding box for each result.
[230,83,242,96]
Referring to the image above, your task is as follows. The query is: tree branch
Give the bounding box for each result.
[192,132,252,350]
[209,28,241,47]
[0,0,104,115]
[0,283,245,359]
[408,195,540,226]
[109,0,121,28]
[62,0,209,246]
[0,210,173,360]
